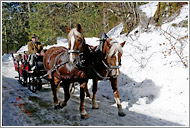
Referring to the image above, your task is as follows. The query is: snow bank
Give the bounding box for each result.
[139,2,158,18]
[107,22,123,38]
[115,3,188,126]
[2,53,13,62]
[17,45,28,53]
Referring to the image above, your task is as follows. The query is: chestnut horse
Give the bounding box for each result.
[90,33,126,116]
[66,29,126,116]
[43,24,92,119]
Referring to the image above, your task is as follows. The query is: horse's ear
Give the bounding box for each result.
[65,26,70,33]
[120,41,126,47]
[77,24,82,33]
[100,32,109,40]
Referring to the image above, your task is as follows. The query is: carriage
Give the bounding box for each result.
[12,51,48,93]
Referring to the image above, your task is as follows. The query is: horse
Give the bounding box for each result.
[43,24,92,119]
[90,33,126,116]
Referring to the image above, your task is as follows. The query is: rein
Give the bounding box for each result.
[93,59,120,80]
[102,59,121,70]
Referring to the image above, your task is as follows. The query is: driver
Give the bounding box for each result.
[27,34,44,55]
[27,34,44,71]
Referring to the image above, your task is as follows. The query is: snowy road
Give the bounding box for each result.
[2,60,183,126]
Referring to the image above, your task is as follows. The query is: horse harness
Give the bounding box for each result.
[42,41,121,80]
[91,48,121,80]
[42,46,88,79]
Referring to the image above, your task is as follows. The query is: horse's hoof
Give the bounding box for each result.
[80,110,88,119]
[54,104,61,110]
[118,111,126,117]
[92,104,99,109]
[81,114,88,119]
[86,93,92,99]
[59,102,66,109]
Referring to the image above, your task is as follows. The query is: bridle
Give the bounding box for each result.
[67,33,85,54]
[103,45,122,70]
[67,33,86,67]
[102,57,121,70]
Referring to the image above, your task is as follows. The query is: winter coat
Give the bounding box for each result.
[27,41,43,55]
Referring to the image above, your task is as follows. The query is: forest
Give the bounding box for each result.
[2,2,187,54]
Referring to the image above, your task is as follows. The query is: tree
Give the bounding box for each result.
[2,2,143,53]
[2,2,30,54]
[154,2,188,26]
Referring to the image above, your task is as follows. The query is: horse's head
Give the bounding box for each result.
[66,24,85,63]
[103,38,126,78]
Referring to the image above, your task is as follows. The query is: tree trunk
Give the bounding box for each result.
[5,26,8,53]
[103,2,106,32]
[28,2,30,17]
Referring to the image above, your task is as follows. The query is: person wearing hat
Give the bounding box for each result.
[27,34,44,55]
[27,34,44,71]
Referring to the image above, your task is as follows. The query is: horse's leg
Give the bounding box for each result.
[70,82,75,94]
[60,81,70,108]
[80,81,88,119]
[50,75,60,109]
[85,80,92,99]
[110,78,126,116]
[69,82,91,98]
[92,78,99,109]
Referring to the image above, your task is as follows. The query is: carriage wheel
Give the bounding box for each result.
[32,77,37,93]
[17,67,22,84]
[23,76,28,87]
[37,78,42,91]
[22,70,28,87]
[28,76,37,93]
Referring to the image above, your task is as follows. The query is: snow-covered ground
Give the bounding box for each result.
[2,2,189,126]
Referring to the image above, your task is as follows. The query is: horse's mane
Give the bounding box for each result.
[68,28,84,42]
[108,38,123,58]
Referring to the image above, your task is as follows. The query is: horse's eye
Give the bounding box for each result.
[77,39,81,42]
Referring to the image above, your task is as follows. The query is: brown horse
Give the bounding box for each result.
[90,33,126,116]
[66,29,126,116]
[43,24,92,119]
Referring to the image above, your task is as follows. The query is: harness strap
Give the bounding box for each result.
[41,51,69,79]
[68,50,80,53]
[92,67,110,80]
[53,52,66,68]
[41,60,69,79]
[102,59,121,69]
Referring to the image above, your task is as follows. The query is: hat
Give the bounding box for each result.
[32,34,38,38]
